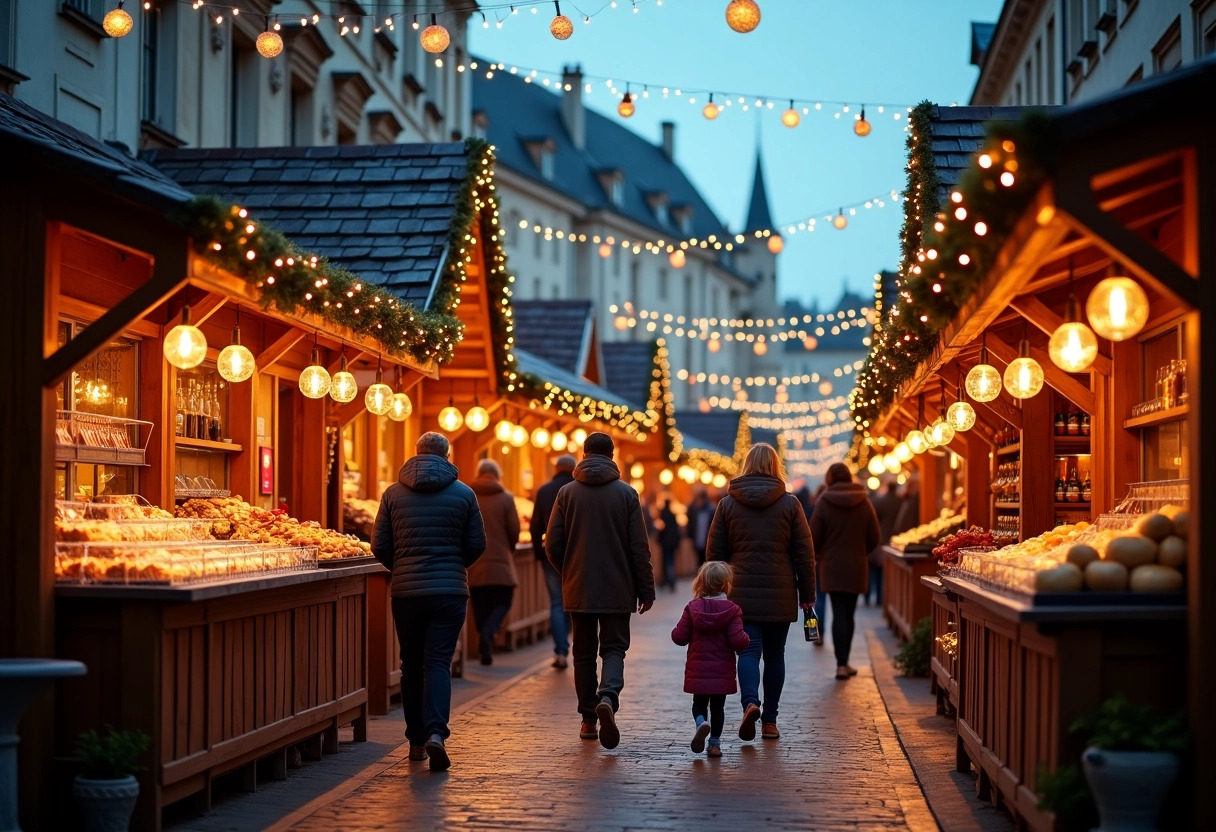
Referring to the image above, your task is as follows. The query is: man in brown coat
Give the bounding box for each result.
[468,459,521,666]
[545,432,655,749]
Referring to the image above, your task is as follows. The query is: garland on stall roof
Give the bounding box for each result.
[849,109,1054,459]
[650,339,682,462]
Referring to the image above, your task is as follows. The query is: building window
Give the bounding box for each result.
[290,80,313,146]
[629,262,640,318]
[230,37,259,146]
[1126,64,1144,86]
[1047,17,1057,104]
[0,0,16,72]
[552,234,560,265]
[1152,17,1183,73]
[655,201,668,225]
[141,7,160,123]
[1197,0,1216,56]
[533,227,542,259]
[1024,59,1033,104]
[614,246,622,277]
[534,277,542,299]
[540,150,555,181]
[1034,38,1043,103]
[611,178,624,208]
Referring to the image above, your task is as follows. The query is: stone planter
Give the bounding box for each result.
[1081,746,1179,832]
[73,775,139,832]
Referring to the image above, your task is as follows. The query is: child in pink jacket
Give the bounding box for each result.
[671,561,750,757]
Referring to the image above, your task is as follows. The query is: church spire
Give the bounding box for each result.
[744,152,774,234]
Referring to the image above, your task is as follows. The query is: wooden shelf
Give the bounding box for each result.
[175,437,243,454]
[1053,435,1092,454]
[1123,404,1189,430]
[995,444,1021,456]
[994,501,1021,510]
[1054,502,1091,509]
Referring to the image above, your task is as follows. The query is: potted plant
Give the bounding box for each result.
[73,725,150,832]
[1070,694,1187,831]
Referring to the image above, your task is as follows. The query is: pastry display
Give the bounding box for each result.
[890,510,964,552]
[177,496,371,559]
[343,498,380,541]
[54,541,318,585]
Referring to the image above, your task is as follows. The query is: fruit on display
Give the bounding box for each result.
[931,526,995,566]
[1104,535,1157,569]
[1066,544,1099,569]
[1083,560,1129,592]
[1034,562,1083,592]
[1129,563,1184,593]
[890,510,964,552]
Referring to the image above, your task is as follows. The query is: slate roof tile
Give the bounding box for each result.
[512,300,594,376]
[600,342,656,409]
[928,105,1023,204]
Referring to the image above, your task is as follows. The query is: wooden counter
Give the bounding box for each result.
[939,575,1186,831]
[922,576,959,716]
[55,563,382,831]
[882,545,939,642]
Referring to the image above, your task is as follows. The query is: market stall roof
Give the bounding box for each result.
[514,348,637,411]
[512,299,597,377]
[671,412,738,458]
[149,143,469,307]
[926,105,1022,204]
[0,92,192,211]
[601,342,657,409]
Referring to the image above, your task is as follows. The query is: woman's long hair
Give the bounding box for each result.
[739,443,786,482]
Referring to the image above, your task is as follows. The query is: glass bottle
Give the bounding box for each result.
[1054,411,1065,436]
[1081,412,1091,436]
[1067,409,1080,435]
[1055,475,1064,502]
[210,381,223,441]
[1176,359,1188,405]
[192,381,204,440]
[185,380,195,439]
[175,378,185,437]
[1082,472,1092,503]
[1067,468,1081,503]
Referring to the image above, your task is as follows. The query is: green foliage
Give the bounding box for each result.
[1069,694,1189,753]
[1035,763,1097,830]
[894,616,932,677]
[76,726,151,780]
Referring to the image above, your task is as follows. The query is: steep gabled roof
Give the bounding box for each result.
[928,105,1023,205]
[512,300,594,377]
[148,143,468,306]
[744,153,775,233]
[515,348,637,410]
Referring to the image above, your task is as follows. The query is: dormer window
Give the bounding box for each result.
[673,205,694,235]
[611,178,624,207]
[540,149,555,180]
[596,169,625,208]
[522,136,557,180]
[655,202,668,224]
[646,191,670,224]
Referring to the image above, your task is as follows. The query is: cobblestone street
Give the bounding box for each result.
[273,598,941,832]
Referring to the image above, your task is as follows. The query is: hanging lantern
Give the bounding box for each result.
[884,453,901,475]
[753,340,767,356]
[299,346,332,399]
[164,306,208,370]
[1086,276,1149,341]
[102,2,133,38]
[867,455,886,476]
[965,341,1002,402]
[598,243,613,258]
[725,0,761,33]
[420,14,450,52]
[495,420,515,443]
[947,401,976,432]
[781,103,800,129]
[438,394,464,432]
[388,392,413,422]
[630,462,645,479]
[256,29,284,58]
[933,387,957,444]
[617,92,635,118]
[669,249,686,269]
[1049,293,1099,372]
[854,107,872,137]
[679,465,697,483]
[712,473,728,488]
[893,442,913,463]
[659,469,675,485]
[700,469,714,485]
[530,427,551,449]
[906,429,928,455]
[572,428,587,447]
[365,367,393,415]
[923,421,941,449]
[510,424,529,448]
[703,95,719,120]
[464,403,490,432]
[549,3,573,39]
[550,431,569,451]
[217,324,255,383]
[329,355,358,403]
[767,234,784,254]
[708,338,722,353]
[833,209,848,230]
[1003,339,1045,399]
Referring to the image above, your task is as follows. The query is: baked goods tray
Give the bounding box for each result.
[175,488,232,500]
[317,555,380,569]
[55,541,318,585]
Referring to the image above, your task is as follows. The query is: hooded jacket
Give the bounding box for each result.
[811,481,881,595]
[545,455,656,613]
[531,469,574,561]
[468,477,521,588]
[371,454,486,598]
[706,474,816,622]
[671,596,750,694]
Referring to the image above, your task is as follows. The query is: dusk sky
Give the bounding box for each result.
[469,0,1003,310]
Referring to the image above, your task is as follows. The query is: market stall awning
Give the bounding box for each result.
[515,348,638,411]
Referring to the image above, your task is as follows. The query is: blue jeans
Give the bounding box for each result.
[737,621,791,723]
[816,567,829,637]
[542,560,570,656]
[867,563,884,606]
[392,594,467,744]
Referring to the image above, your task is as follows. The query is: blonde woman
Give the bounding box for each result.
[706,443,816,742]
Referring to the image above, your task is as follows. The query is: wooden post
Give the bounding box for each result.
[918,452,938,524]
[296,393,328,523]
[1020,391,1053,538]
[965,432,991,530]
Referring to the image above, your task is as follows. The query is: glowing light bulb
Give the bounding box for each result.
[894,442,913,462]
[867,455,886,476]
[572,428,587,446]
[551,431,569,451]
[1086,276,1149,341]
[659,469,674,485]
[256,30,284,58]
[510,424,529,447]
[464,405,490,432]
[965,362,1001,402]
[1003,342,1044,399]
[299,347,331,399]
[495,420,515,443]
[618,93,635,118]
[767,234,784,254]
[833,210,848,230]
[388,393,413,422]
[781,108,800,128]
[947,401,976,432]
[102,3,134,37]
[1048,321,1099,372]
[163,307,208,370]
[906,430,928,455]
[420,20,449,52]
[725,0,761,33]
[217,327,255,383]
[365,371,393,415]
[438,405,463,432]
[669,249,686,269]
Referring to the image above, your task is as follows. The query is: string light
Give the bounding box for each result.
[854,107,871,137]
[781,100,800,128]
[618,90,635,118]
[421,14,449,52]
[256,17,283,58]
[550,1,573,39]
[703,93,719,120]
[833,209,848,230]
[102,1,133,37]
[725,0,761,33]
[1086,275,1149,341]
[217,312,254,383]
[329,352,359,403]
[365,365,393,415]
[164,306,208,370]
[299,341,332,399]
[1003,338,1045,399]
[1048,262,1099,372]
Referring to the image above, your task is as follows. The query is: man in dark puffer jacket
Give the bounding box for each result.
[372,431,486,771]
[546,432,655,750]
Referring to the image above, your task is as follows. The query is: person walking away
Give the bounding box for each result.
[707,443,815,742]
[657,500,682,592]
[687,490,716,567]
[546,432,655,750]
[372,432,486,771]
[671,561,750,758]
[866,477,903,607]
[810,463,881,680]
[531,454,576,669]
[468,459,521,666]
[891,474,921,536]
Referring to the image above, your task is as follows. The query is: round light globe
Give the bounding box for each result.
[1048,321,1099,372]
[1003,356,1045,399]
[947,401,977,432]
[965,363,1002,402]
[1086,277,1149,341]
[365,382,393,415]
[388,393,413,422]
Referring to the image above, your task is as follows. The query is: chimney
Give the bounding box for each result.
[561,64,585,150]
[661,121,675,161]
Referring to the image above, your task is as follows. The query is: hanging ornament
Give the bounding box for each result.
[550,431,569,451]
[510,424,530,448]
[329,351,358,403]
[669,249,686,269]
[102,1,133,38]
[946,368,976,432]
[437,383,464,432]
[767,234,784,254]
[1086,274,1149,341]
[365,364,393,415]
[618,91,635,118]
[781,100,800,128]
[703,94,719,120]
[531,427,551,448]
[163,305,208,370]
[1049,263,1099,371]
[217,310,254,382]
[420,14,450,53]
[867,455,886,476]
[725,0,761,33]
[965,336,1002,402]
[833,209,848,230]
[256,19,284,58]
[550,2,573,39]
[854,106,872,137]
[299,342,332,400]
[906,429,928,455]
[1003,338,1045,399]
[495,420,515,443]
[464,385,490,432]
[658,469,675,485]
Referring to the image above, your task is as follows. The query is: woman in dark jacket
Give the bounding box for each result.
[811,463,881,680]
[468,459,521,665]
[657,500,682,593]
[707,443,816,742]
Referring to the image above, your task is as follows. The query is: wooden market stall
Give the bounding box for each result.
[852,64,1215,829]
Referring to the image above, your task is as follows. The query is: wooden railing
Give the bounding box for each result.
[923,576,959,716]
[882,546,937,642]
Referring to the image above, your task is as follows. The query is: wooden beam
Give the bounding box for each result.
[986,333,1096,413]
[1009,295,1113,374]
[256,330,306,370]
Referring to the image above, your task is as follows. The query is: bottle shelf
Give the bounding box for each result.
[995,443,1021,456]
[1054,501,1091,509]
[175,437,243,454]
[994,501,1021,510]
[1123,404,1189,430]
[1052,436,1092,454]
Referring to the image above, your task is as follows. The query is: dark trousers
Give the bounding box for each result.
[695,546,708,567]
[392,594,467,744]
[661,546,677,591]
[737,621,791,723]
[470,585,515,656]
[570,612,631,722]
[866,563,884,606]
[829,591,860,667]
[692,694,726,738]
